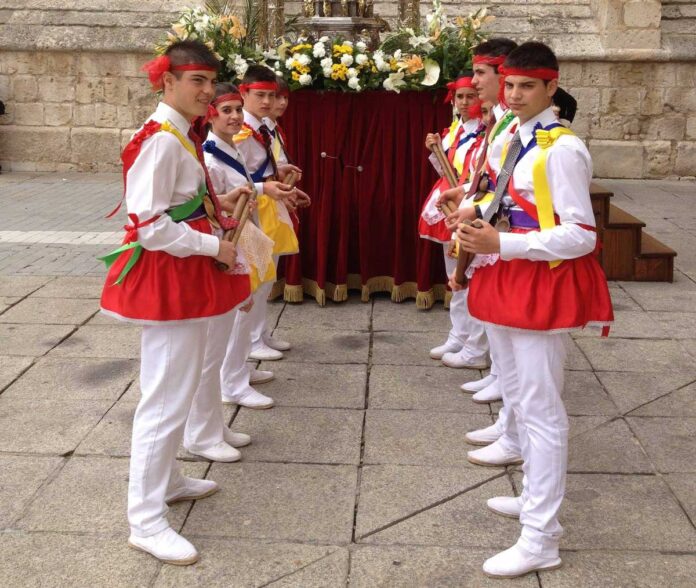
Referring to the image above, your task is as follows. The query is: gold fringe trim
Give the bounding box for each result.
[283,284,305,303]
[391,281,418,303]
[416,290,434,309]
[268,279,286,301]
[415,284,450,310]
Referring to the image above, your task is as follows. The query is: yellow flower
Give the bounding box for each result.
[332,44,353,57]
[291,43,312,52]
[331,63,348,80]
[389,58,398,71]
[292,71,300,81]
[172,23,187,38]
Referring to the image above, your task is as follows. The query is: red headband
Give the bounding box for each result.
[444,77,475,103]
[472,55,506,67]
[141,55,217,91]
[498,66,559,80]
[239,81,278,93]
[468,100,483,120]
[205,93,244,123]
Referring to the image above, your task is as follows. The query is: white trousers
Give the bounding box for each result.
[443,245,487,355]
[487,325,569,558]
[128,320,208,537]
[249,255,279,349]
[220,299,256,401]
[183,310,237,452]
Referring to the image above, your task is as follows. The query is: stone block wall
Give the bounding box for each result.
[0,0,695,178]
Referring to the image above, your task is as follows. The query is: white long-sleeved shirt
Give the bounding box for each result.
[237,110,275,177]
[204,130,264,196]
[497,106,596,262]
[124,102,219,258]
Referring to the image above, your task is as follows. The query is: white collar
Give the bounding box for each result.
[263,117,277,131]
[463,118,481,133]
[153,102,191,135]
[243,110,265,131]
[206,130,240,159]
[492,103,507,122]
[517,106,559,147]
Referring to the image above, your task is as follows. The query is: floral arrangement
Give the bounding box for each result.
[155,0,493,94]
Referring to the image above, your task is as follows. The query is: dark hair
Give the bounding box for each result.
[473,38,518,72]
[457,69,475,79]
[215,82,241,98]
[553,87,578,123]
[275,75,289,93]
[241,64,277,85]
[504,41,559,73]
[164,40,220,74]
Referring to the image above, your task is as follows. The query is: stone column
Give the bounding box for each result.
[398,0,420,30]
[591,0,662,51]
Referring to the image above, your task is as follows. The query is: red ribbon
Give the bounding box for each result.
[498,66,559,80]
[444,76,475,104]
[123,212,161,243]
[239,81,278,93]
[141,56,217,91]
[213,92,243,106]
[468,100,483,120]
[473,55,506,67]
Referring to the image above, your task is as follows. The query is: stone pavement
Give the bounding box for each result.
[0,172,695,587]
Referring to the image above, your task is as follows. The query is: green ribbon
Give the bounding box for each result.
[98,187,206,286]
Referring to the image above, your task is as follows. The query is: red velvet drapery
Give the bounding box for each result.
[275,90,454,307]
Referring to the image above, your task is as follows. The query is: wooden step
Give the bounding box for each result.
[607,204,646,229]
[634,233,676,282]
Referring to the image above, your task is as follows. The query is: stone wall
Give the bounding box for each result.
[0,0,695,178]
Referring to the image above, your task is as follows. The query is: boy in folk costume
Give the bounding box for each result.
[99,41,252,565]
[440,39,526,468]
[233,66,301,365]
[420,72,487,369]
[182,82,290,459]
[204,82,296,411]
[452,42,613,577]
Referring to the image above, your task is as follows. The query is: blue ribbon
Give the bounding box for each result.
[202,140,267,183]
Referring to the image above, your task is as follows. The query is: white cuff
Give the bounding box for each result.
[499,232,529,260]
[200,233,220,257]
[254,181,264,195]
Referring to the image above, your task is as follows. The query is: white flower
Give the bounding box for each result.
[275,70,283,76]
[393,49,402,60]
[313,43,326,58]
[421,58,440,86]
[383,72,406,93]
[285,57,294,69]
[322,67,332,77]
[344,40,353,47]
[319,36,329,43]
[347,67,358,78]
[408,35,433,50]
[234,54,249,76]
[297,54,311,66]
[375,56,391,72]
[356,41,367,52]
[299,73,312,86]
[355,54,368,66]
[320,57,333,69]
[348,77,361,90]
[373,50,384,60]
[340,54,354,66]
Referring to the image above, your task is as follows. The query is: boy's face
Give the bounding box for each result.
[472,63,500,104]
[163,70,217,121]
[242,88,275,119]
[211,99,245,141]
[504,75,558,123]
[480,101,493,125]
[271,93,289,121]
[454,87,478,119]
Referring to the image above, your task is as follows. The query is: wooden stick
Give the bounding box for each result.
[454,219,484,286]
[429,141,458,215]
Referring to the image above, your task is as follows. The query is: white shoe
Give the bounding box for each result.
[465,422,502,446]
[188,441,241,463]
[483,544,562,578]
[248,342,283,361]
[166,477,219,505]
[128,527,199,566]
[222,387,275,409]
[249,368,275,385]
[472,380,503,404]
[223,428,251,448]
[487,495,524,519]
[468,439,523,467]
[460,373,496,393]
[263,333,291,351]
[429,340,461,360]
[442,350,489,369]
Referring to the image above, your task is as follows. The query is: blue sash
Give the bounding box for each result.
[202,140,267,183]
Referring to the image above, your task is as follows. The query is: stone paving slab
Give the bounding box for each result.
[184,462,357,544]
[0,296,98,324]
[363,409,494,467]
[0,275,52,297]
[627,417,696,473]
[349,545,537,587]
[271,327,369,364]
[576,338,695,373]
[572,310,667,339]
[29,275,104,299]
[1,356,137,401]
[597,370,696,415]
[606,285,642,311]
[16,457,206,535]
[155,541,348,588]
[372,330,451,366]
[0,323,75,356]
[562,473,696,551]
[253,361,366,409]
[562,370,619,416]
[539,551,696,588]
[359,474,521,549]
[372,299,451,333]
[0,532,161,588]
[49,324,141,359]
[233,407,364,465]
[630,381,696,416]
[278,298,371,332]
[369,364,488,413]
[0,455,63,528]
[0,397,114,454]
[0,355,33,391]
[647,311,696,340]
[355,465,503,540]
[664,473,696,524]
[620,274,696,313]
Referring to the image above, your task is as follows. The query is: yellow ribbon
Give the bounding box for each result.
[160,121,198,161]
[532,126,576,269]
[256,195,299,255]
